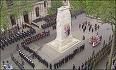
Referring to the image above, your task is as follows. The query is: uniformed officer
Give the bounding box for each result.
[50,64,52,70]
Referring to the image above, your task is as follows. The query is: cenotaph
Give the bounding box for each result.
[38,1,81,63]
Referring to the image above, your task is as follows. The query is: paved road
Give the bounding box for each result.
[0,14,113,69]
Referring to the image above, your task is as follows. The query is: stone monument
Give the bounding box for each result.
[38,1,81,63]
[45,1,80,53]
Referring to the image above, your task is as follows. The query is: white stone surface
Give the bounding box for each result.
[46,36,81,53]
[56,6,71,41]
[37,5,81,64]
[44,5,80,53]
[38,39,82,64]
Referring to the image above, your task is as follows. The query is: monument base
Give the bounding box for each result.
[38,36,81,64]
[47,36,80,53]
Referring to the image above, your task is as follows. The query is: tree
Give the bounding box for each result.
[48,0,62,15]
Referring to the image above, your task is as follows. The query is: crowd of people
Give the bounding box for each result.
[41,14,56,29]
[17,29,52,69]
[2,60,13,70]
[1,10,112,69]
[79,21,100,33]
[73,39,112,70]
[41,21,56,29]
[53,44,85,69]
[21,30,50,45]
[20,43,49,68]
[11,54,24,70]
[32,13,56,29]
[21,37,85,69]
[0,28,36,50]
[32,13,56,30]
[18,50,35,68]
[0,25,20,39]
[21,43,85,69]
[43,13,56,23]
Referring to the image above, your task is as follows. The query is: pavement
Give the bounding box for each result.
[0,14,113,69]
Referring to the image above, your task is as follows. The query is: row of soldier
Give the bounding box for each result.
[0,25,20,39]
[32,13,56,24]
[18,50,35,68]
[21,43,49,68]
[11,54,25,70]
[74,60,93,70]
[41,14,56,29]
[32,15,56,29]
[41,21,56,29]
[75,39,112,70]
[43,13,56,23]
[52,44,85,69]
[52,25,56,30]
[0,28,36,50]
[22,30,50,45]
[21,43,34,54]
[32,49,49,68]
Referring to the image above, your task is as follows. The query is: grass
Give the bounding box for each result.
[48,0,62,15]
[49,0,115,24]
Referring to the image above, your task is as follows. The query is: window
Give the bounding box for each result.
[44,1,46,7]
[35,7,39,17]
[23,11,29,23]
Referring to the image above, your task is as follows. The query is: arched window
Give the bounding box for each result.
[23,11,29,23]
[44,1,46,7]
[10,15,16,26]
[35,7,39,17]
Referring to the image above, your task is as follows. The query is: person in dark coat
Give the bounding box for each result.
[83,35,85,40]
[2,61,5,65]
[79,24,81,29]
[89,26,91,32]
[92,28,93,33]
[50,64,52,69]
[82,24,84,29]
[73,64,76,70]
[54,64,56,69]
[81,63,84,69]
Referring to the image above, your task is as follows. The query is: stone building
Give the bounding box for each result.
[4,0,51,28]
[0,0,51,38]
[18,0,51,26]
